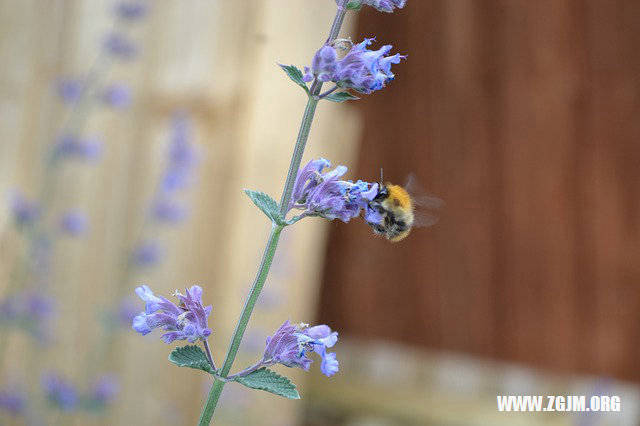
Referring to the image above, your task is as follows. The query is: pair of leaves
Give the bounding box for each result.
[278,64,359,102]
[169,346,300,399]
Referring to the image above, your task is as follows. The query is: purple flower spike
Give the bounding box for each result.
[89,374,119,407]
[131,241,164,267]
[289,158,378,223]
[77,137,103,162]
[59,209,89,236]
[102,83,132,108]
[103,33,138,60]
[43,373,78,412]
[0,389,25,415]
[115,1,149,20]
[151,198,189,224]
[132,285,212,344]
[263,321,339,377]
[54,135,102,162]
[8,190,40,227]
[307,39,405,94]
[55,78,84,103]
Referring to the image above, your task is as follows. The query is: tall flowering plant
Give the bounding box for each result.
[132,1,410,424]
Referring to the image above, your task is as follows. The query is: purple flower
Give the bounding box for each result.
[151,198,189,224]
[0,297,20,322]
[114,1,149,20]
[0,389,25,415]
[263,321,339,377]
[289,158,378,222]
[160,112,198,193]
[25,293,55,319]
[132,285,212,343]
[0,292,55,344]
[102,83,132,108]
[311,46,338,82]
[43,373,78,412]
[59,209,89,236]
[88,374,119,408]
[55,78,84,103]
[309,38,405,94]
[54,135,102,162]
[131,241,164,267]
[8,190,40,227]
[77,138,103,161]
[345,0,407,13]
[103,33,138,60]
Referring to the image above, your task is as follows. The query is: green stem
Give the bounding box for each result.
[198,226,282,424]
[197,3,348,424]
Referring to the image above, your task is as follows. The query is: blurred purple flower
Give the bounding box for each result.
[55,78,84,103]
[43,373,78,412]
[129,112,198,271]
[131,241,164,267]
[0,292,55,344]
[8,190,40,227]
[88,374,119,408]
[160,112,198,194]
[0,297,20,322]
[102,83,132,108]
[103,33,138,60]
[0,293,55,344]
[263,320,339,377]
[344,0,406,13]
[55,135,103,162]
[114,1,149,20]
[24,293,55,319]
[308,38,405,94]
[151,199,189,224]
[161,168,192,192]
[0,389,25,415]
[59,209,89,236]
[132,285,212,344]
[289,158,378,222]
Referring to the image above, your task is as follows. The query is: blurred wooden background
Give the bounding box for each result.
[0,1,361,425]
[320,0,640,382]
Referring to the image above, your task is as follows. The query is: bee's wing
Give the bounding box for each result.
[413,195,445,228]
[404,173,424,196]
[413,193,446,210]
[405,173,445,228]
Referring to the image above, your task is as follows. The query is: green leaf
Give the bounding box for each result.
[234,368,300,399]
[278,64,310,93]
[244,189,285,225]
[324,91,360,103]
[346,1,363,10]
[169,345,214,375]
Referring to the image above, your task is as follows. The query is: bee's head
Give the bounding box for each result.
[374,184,389,201]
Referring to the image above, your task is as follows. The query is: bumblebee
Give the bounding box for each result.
[365,175,444,242]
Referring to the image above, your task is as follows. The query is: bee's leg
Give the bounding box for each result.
[372,224,386,235]
[387,221,408,239]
